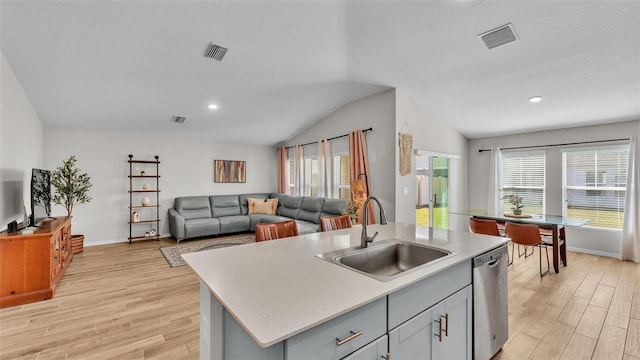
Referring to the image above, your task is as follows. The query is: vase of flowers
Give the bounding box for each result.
[344,200,361,224]
[501,187,524,215]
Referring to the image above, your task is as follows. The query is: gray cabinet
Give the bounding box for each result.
[203,261,473,360]
[389,285,472,360]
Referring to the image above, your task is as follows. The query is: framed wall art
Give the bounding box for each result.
[214,160,246,183]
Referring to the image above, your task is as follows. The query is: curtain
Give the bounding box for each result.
[487,147,503,216]
[349,129,374,223]
[621,136,639,261]
[293,145,304,196]
[317,139,332,198]
[277,146,288,194]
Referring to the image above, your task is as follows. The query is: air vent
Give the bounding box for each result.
[479,23,518,49]
[170,115,186,124]
[204,43,228,61]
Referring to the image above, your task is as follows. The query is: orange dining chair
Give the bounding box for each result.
[505,222,550,276]
[468,218,501,236]
[255,220,299,242]
[320,215,353,232]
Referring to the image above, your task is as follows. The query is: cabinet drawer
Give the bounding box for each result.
[341,334,388,360]
[286,297,386,360]
[388,261,471,330]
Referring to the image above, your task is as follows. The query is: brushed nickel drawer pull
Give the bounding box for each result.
[336,330,362,346]
[442,313,449,337]
[434,318,443,342]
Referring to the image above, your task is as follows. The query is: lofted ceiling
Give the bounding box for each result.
[1,1,639,146]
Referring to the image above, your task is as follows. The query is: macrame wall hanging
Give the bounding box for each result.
[398,122,413,176]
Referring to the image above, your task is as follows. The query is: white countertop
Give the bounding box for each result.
[182,222,507,348]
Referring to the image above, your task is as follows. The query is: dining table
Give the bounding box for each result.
[451,210,591,273]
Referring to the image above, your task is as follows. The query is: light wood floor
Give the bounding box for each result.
[1,238,639,359]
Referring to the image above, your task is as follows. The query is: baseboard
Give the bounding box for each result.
[566,246,619,259]
[84,233,172,247]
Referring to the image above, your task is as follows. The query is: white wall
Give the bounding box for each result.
[0,51,43,230]
[467,120,640,257]
[43,126,277,245]
[395,90,468,228]
[285,89,397,219]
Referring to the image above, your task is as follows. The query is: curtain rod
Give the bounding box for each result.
[478,137,630,153]
[283,127,373,150]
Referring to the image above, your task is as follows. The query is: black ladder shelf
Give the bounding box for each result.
[128,154,160,244]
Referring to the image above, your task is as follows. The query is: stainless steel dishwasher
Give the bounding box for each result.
[473,244,508,360]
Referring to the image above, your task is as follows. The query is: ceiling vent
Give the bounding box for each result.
[170,115,186,124]
[478,23,518,49]
[204,43,228,61]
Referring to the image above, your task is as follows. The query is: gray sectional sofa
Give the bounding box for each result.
[168,193,347,242]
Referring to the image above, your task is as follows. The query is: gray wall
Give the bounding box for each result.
[43,126,277,245]
[0,51,43,230]
[467,120,640,257]
[285,89,397,219]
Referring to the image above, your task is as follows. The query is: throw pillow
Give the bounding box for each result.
[248,198,278,215]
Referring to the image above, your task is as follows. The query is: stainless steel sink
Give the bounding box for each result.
[317,239,453,281]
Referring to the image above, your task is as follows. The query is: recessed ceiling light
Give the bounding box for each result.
[529,96,543,103]
[207,104,218,110]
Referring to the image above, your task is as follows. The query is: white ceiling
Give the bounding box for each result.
[2,1,639,146]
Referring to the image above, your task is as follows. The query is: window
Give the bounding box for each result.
[502,151,545,214]
[288,153,350,198]
[562,146,629,229]
[333,154,350,200]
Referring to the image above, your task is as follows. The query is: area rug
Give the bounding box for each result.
[160,235,256,268]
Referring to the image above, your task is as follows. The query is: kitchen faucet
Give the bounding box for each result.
[360,196,388,248]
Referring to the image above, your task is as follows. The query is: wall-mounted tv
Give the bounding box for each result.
[30,168,52,226]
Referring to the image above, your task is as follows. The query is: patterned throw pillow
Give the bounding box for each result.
[248,198,278,215]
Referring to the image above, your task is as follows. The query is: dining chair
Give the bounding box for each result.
[320,215,352,232]
[504,222,550,276]
[468,218,501,236]
[255,220,299,242]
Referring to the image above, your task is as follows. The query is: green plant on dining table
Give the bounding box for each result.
[501,187,524,213]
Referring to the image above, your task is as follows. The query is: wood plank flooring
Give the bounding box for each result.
[1,237,639,359]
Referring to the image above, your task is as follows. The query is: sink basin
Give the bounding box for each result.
[317,239,453,281]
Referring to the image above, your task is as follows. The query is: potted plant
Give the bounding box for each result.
[501,187,524,215]
[51,155,92,254]
[344,199,362,224]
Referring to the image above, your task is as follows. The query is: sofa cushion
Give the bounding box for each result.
[278,195,303,219]
[210,195,241,217]
[174,196,212,220]
[297,197,325,224]
[185,218,220,238]
[240,193,271,215]
[248,198,278,215]
[321,198,347,217]
[219,215,250,233]
[295,219,320,234]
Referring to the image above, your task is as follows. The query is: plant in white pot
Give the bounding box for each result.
[501,187,524,215]
[51,155,92,254]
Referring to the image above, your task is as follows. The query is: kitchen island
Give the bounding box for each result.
[182,222,508,359]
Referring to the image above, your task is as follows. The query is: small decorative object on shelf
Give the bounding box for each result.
[141,196,150,206]
[128,155,160,244]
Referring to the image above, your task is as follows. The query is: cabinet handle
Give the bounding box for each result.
[442,313,449,337]
[336,330,362,346]
[434,318,442,342]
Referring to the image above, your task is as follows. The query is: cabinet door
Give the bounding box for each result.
[388,307,434,359]
[433,285,472,360]
[341,335,388,360]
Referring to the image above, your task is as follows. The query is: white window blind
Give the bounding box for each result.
[333,154,350,200]
[562,145,629,229]
[502,151,545,214]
